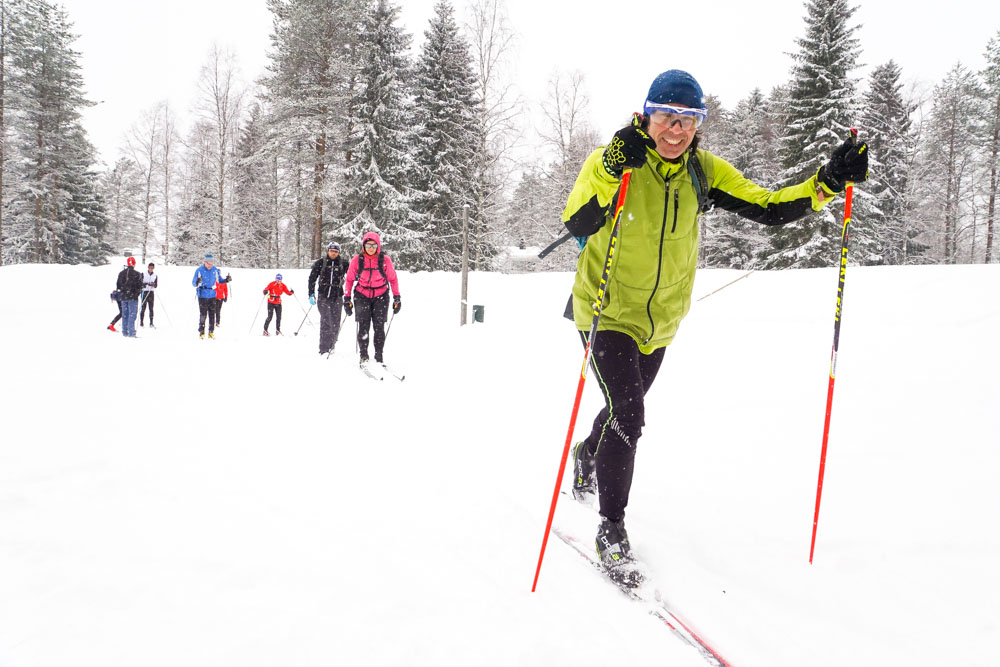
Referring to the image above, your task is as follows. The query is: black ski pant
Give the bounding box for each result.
[317,295,343,353]
[354,290,389,362]
[264,303,283,333]
[215,299,223,325]
[580,329,666,523]
[110,302,122,326]
[198,297,217,334]
[140,291,154,325]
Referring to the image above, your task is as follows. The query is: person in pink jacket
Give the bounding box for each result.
[343,231,400,365]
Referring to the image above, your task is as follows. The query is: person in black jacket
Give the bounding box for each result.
[116,257,145,337]
[308,242,348,355]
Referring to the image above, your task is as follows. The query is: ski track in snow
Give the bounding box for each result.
[1,263,998,667]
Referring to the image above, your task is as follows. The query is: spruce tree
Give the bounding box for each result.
[5,0,100,264]
[338,0,423,267]
[232,103,277,268]
[411,0,482,271]
[701,89,780,269]
[769,0,861,269]
[856,61,913,265]
[173,121,220,265]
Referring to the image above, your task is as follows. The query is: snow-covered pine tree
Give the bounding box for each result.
[232,102,278,268]
[500,167,555,270]
[102,157,145,254]
[914,64,984,264]
[982,30,1000,264]
[62,166,110,265]
[172,121,220,265]
[337,0,423,267]
[855,60,914,265]
[769,0,861,269]
[262,0,367,264]
[410,0,482,271]
[4,0,100,264]
[700,89,780,269]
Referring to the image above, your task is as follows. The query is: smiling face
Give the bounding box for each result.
[646,107,698,160]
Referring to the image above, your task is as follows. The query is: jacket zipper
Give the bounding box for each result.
[671,187,679,233]
[643,182,673,345]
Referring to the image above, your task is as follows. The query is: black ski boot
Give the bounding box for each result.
[596,516,644,587]
[571,441,597,505]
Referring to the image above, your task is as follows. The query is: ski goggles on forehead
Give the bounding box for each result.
[643,102,708,129]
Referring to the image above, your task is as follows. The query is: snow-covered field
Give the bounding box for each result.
[1,261,997,667]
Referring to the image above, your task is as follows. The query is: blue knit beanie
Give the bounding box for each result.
[646,70,705,109]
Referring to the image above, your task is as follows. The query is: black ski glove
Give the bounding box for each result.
[818,135,869,193]
[343,295,353,317]
[226,273,232,282]
[601,114,655,179]
[392,295,401,314]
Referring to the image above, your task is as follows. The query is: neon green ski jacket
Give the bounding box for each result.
[563,145,837,353]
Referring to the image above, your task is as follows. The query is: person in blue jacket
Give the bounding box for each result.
[191,254,232,339]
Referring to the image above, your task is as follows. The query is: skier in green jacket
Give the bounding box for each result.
[564,69,868,584]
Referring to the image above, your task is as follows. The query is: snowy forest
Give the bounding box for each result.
[1,0,998,272]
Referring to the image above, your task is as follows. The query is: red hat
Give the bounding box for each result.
[127,257,136,266]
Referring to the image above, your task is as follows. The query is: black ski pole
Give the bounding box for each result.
[383,310,395,346]
[291,293,316,329]
[537,232,574,259]
[293,304,314,336]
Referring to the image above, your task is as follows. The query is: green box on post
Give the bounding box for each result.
[472,305,485,323]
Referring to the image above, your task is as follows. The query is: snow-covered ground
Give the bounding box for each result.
[1,261,997,667]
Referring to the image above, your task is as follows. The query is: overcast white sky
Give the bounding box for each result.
[56,0,1000,167]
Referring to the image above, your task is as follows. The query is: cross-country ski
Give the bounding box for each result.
[4,2,998,666]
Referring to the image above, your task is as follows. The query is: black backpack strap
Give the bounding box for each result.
[356,253,388,286]
[687,152,713,214]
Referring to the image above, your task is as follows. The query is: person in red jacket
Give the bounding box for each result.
[343,232,400,365]
[215,280,229,327]
[262,274,293,335]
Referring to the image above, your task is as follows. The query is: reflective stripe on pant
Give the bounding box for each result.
[581,329,666,522]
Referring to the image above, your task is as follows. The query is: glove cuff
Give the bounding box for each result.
[601,153,623,179]
[817,164,845,194]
